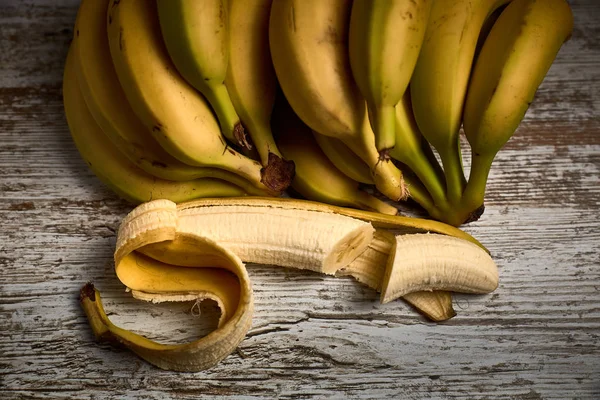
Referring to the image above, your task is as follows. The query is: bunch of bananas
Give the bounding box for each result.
[63,0,573,226]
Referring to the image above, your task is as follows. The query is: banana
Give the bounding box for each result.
[106,0,289,194]
[313,133,375,185]
[224,0,294,180]
[389,91,448,210]
[80,198,490,371]
[272,101,398,215]
[72,0,270,196]
[156,0,249,149]
[337,230,456,321]
[380,234,499,304]
[410,0,512,206]
[63,47,248,204]
[269,0,407,202]
[349,0,432,157]
[460,0,574,219]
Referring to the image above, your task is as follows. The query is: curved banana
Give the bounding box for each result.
[63,47,247,204]
[156,0,249,149]
[410,0,512,206]
[273,101,398,215]
[107,0,288,194]
[460,0,574,218]
[225,0,294,180]
[313,133,375,185]
[380,234,499,304]
[349,0,432,157]
[72,0,270,196]
[269,0,407,201]
[389,91,448,210]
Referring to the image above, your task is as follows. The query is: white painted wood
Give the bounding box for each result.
[1,0,599,398]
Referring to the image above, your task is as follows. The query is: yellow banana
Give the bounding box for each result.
[63,47,247,204]
[224,0,294,182]
[460,0,574,219]
[272,101,398,215]
[410,0,512,207]
[313,133,375,185]
[72,0,270,196]
[349,0,432,157]
[156,0,249,149]
[269,0,407,201]
[106,0,288,194]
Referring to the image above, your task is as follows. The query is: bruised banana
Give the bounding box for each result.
[156,0,249,149]
[410,0,512,207]
[349,0,432,157]
[107,0,289,194]
[72,0,270,196]
[273,101,397,215]
[225,0,294,181]
[337,230,456,322]
[269,0,407,201]
[460,0,574,220]
[63,47,247,203]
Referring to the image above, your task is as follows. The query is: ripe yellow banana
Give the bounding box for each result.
[156,0,249,149]
[273,101,398,215]
[410,0,512,207]
[63,47,247,204]
[224,0,294,181]
[106,0,288,194]
[349,0,432,157]
[71,0,270,197]
[269,0,407,201]
[461,0,574,218]
[313,133,375,185]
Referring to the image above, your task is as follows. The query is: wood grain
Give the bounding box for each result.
[1,0,599,399]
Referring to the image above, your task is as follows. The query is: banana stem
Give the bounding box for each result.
[405,152,449,211]
[461,151,496,216]
[205,83,249,149]
[438,142,466,206]
[372,104,396,157]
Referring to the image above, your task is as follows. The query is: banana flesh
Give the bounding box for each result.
[63,47,248,203]
[380,234,499,304]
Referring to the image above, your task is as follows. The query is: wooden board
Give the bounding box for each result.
[1,0,598,398]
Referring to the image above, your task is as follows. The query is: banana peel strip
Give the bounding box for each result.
[80,197,491,371]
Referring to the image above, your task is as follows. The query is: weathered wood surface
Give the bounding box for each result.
[1,0,598,398]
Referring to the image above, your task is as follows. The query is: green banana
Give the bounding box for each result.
[410,0,512,207]
[63,47,247,204]
[156,0,249,149]
[349,0,432,158]
[460,0,574,219]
